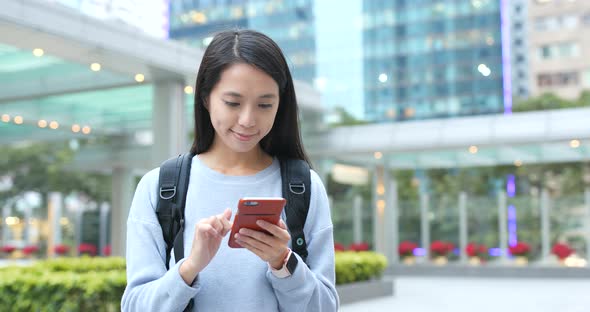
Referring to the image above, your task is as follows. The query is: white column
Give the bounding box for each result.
[458,192,468,263]
[74,204,84,255]
[585,188,590,261]
[2,202,11,243]
[373,166,386,255]
[540,189,551,262]
[111,168,135,257]
[388,179,399,264]
[420,193,430,260]
[23,199,33,243]
[99,202,110,256]
[498,191,508,262]
[47,192,63,257]
[352,195,363,243]
[152,80,187,167]
[382,169,394,262]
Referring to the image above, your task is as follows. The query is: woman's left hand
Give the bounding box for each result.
[235,219,291,269]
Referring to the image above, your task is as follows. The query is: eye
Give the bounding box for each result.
[224,101,240,107]
[259,104,273,109]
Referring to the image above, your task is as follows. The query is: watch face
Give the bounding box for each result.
[286,252,299,274]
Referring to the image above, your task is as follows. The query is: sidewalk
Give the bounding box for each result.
[340,276,590,312]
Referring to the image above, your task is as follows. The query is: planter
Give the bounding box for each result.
[468,256,482,266]
[401,256,416,265]
[432,256,448,266]
[336,279,394,305]
[514,256,528,266]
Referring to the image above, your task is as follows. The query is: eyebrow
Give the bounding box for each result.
[222,91,277,99]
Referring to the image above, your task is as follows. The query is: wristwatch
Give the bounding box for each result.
[270,249,299,278]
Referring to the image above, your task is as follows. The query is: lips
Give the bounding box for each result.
[231,130,257,141]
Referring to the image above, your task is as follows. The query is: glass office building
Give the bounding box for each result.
[169,0,317,83]
[362,0,504,121]
[169,0,505,123]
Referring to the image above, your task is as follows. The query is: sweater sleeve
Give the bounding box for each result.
[120,169,202,312]
[265,170,340,312]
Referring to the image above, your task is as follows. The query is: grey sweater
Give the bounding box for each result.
[121,156,339,311]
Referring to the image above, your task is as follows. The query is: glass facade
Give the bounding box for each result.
[362,0,504,122]
[169,0,317,83]
[169,0,505,122]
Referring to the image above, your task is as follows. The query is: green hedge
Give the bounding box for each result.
[0,257,126,312]
[335,251,388,285]
[0,253,387,310]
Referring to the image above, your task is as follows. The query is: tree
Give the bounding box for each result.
[0,143,111,213]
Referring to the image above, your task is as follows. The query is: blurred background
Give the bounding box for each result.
[1,0,590,310]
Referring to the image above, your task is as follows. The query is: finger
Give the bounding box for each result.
[235,232,273,251]
[256,220,290,241]
[236,237,266,258]
[219,213,232,235]
[221,208,232,221]
[199,224,220,238]
[209,216,224,233]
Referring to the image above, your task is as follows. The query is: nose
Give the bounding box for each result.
[238,107,256,128]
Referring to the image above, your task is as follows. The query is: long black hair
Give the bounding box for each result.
[190,29,310,164]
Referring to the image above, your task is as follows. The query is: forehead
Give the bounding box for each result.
[214,63,279,96]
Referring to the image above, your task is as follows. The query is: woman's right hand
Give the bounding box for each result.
[179,208,232,284]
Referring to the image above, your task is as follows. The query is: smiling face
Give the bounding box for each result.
[206,62,280,155]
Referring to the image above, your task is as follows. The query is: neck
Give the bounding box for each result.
[198,138,272,175]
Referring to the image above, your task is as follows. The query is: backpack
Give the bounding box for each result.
[155,152,311,270]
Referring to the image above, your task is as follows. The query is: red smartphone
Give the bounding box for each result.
[228,197,286,248]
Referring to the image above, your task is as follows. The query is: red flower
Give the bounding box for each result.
[54,244,70,255]
[78,243,97,256]
[430,240,453,256]
[552,243,573,260]
[102,245,112,256]
[466,242,488,258]
[22,245,39,255]
[509,242,530,256]
[334,243,346,252]
[398,241,418,257]
[1,245,16,254]
[349,242,370,252]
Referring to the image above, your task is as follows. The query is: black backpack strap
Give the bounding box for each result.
[156,152,194,270]
[279,158,311,264]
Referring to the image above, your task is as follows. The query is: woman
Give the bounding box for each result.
[121,29,339,311]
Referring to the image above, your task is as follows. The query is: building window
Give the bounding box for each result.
[537,71,579,87]
[538,42,580,59]
[513,22,523,30]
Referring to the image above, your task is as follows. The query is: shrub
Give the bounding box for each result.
[348,242,370,252]
[1,245,17,254]
[509,242,531,257]
[552,243,573,260]
[335,251,387,285]
[334,242,346,252]
[54,244,70,256]
[0,257,126,311]
[466,242,488,259]
[398,241,417,258]
[22,245,39,256]
[78,243,98,256]
[430,240,453,257]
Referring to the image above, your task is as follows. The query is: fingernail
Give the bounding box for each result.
[256,220,263,226]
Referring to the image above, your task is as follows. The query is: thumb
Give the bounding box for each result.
[278,219,288,230]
